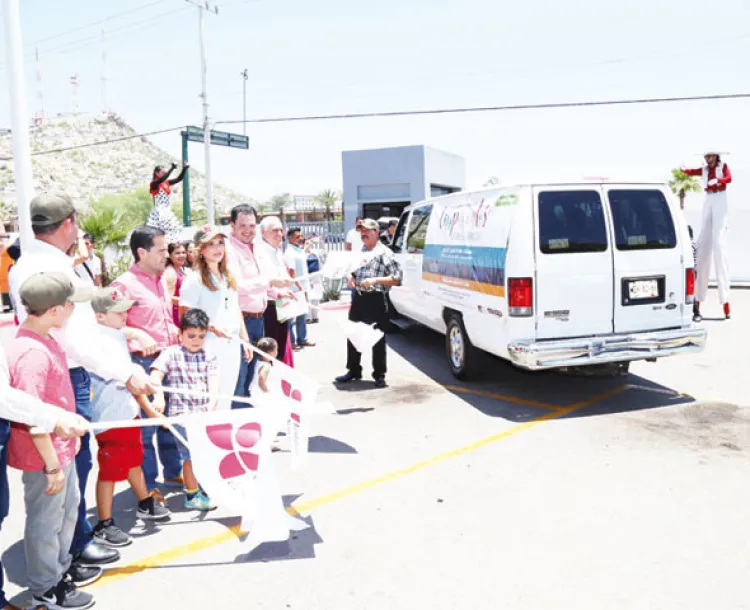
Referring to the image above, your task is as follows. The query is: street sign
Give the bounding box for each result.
[182,125,249,150]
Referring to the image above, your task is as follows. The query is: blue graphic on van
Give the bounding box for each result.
[422,244,506,296]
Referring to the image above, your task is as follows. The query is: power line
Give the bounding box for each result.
[0,125,186,161]
[214,92,750,126]
[4,90,749,161]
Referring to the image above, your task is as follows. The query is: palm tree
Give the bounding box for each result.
[79,199,130,252]
[313,188,340,220]
[668,168,702,210]
[267,193,292,216]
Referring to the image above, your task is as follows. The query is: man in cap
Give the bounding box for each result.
[9,193,155,581]
[681,150,733,320]
[335,218,402,388]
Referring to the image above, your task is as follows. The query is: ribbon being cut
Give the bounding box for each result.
[74,341,323,550]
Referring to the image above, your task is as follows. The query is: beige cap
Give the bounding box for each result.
[30,192,76,227]
[360,218,379,231]
[19,271,93,312]
[194,224,225,245]
[91,288,137,314]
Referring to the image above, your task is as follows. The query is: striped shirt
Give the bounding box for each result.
[151,345,218,417]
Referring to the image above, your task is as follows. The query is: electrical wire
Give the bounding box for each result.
[213,92,750,126]
[3,90,749,161]
[0,125,187,162]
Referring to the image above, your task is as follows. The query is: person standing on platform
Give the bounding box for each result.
[681,150,733,320]
[335,219,402,389]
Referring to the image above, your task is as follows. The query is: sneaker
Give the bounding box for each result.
[67,564,103,588]
[149,489,165,504]
[163,475,185,488]
[184,491,216,511]
[32,577,95,609]
[136,496,171,521]
[93,520,132,548]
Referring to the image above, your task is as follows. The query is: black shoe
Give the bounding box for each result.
[73,541,120,567]
[136,496,171,521]
[334,371,362,383]
[33,576,95,609]
[93,520,132,548]
[67,564,103,587]
[693,313,703,322]
[374,377,387,388]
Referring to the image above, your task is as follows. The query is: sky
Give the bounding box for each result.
[1,0,750,209]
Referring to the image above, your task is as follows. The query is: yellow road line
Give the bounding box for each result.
[442,384,563,410]
[92,384,628,588]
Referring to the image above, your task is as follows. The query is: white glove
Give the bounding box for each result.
[707,179,718,187]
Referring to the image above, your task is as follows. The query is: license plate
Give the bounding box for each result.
[628,279,659,300]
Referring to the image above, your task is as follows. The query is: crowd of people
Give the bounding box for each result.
[0,193,331,610]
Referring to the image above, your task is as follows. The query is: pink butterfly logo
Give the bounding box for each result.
[206,422,262,480]
[281,380,303,402]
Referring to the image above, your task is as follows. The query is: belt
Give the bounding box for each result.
[131,350,161,359]
[242,311,264,319]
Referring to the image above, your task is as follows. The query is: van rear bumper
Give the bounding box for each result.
[507,327,707,370]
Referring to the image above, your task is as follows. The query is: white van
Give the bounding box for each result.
[388,180,707,379]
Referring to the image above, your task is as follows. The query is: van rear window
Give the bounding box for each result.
[608,190,676,251]
[538,191,608,254]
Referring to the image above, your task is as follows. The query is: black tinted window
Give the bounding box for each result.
[538,191,608,254]
[608,190,676,251]
[391,213,408,253]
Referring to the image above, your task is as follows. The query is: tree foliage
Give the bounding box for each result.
[268,193,292,212]
[668,168,702,203]
[313,189,341,220]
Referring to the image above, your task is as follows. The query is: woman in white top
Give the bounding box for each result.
[179,226,252,410]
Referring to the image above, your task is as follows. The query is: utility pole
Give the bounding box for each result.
[241,68,248,135]
[70,73,79,115]
[34,46,44,124]
[2,0,34,249]
[185,0,219,226]
[101,28,110,115]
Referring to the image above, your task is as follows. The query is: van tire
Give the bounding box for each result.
[445,314,478,380]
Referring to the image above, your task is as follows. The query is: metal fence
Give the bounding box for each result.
[289,220,347,252]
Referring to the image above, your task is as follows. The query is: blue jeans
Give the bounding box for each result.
[132,356,182,490]
[232,316,265,410]
[289,314,308,346]
[0,420,10,606]
[69,367,94,557]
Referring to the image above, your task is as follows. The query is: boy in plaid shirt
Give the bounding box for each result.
[150,309,219,511]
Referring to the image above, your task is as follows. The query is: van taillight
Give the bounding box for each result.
[508,277,533,317]
[685,268,695,304]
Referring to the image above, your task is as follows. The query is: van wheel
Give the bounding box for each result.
[445,315,478,380]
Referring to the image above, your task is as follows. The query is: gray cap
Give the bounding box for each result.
[91,288,137,314]
[30,193,76,227]
[19,271,93,313]
[360,218,379,231]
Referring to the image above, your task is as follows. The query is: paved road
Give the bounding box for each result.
[2,289,749,609]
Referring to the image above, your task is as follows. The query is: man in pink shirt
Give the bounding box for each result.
[111,226,182,493]
[226,204,292,409]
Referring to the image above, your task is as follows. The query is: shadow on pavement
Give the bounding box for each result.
[385,325,695,422]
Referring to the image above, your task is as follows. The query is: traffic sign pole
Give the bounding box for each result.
[181,131,191,227]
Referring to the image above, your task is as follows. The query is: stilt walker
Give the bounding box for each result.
[681,150,732,320]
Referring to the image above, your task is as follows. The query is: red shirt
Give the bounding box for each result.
[683,164,732,193]
[6,329,80,472]
[150,181,171,197]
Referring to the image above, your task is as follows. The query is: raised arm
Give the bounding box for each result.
[681,168,702,177]
[150,164,176,191]
[168,163,189,186]
[718,163,732,185]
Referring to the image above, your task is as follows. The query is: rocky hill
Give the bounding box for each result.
[0,113,250,218]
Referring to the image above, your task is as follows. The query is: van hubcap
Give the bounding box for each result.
[449,325,464,369]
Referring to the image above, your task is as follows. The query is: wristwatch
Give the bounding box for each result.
[43,465,61,475]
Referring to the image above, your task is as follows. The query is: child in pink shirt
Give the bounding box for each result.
[6,271,96,610]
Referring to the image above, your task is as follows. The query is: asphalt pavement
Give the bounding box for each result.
[1,288,748,609]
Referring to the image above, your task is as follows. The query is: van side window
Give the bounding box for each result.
[608,190,677,251]
[538,191,608,254]
[391,214,409,253]
[406,205,433,254]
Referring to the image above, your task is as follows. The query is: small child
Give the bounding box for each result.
[150,308,219,511]
[250,337,279,396]
[89,288,170,548]
[6,271,96,609]
[688,225,701,322]
[250,338,283,451]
